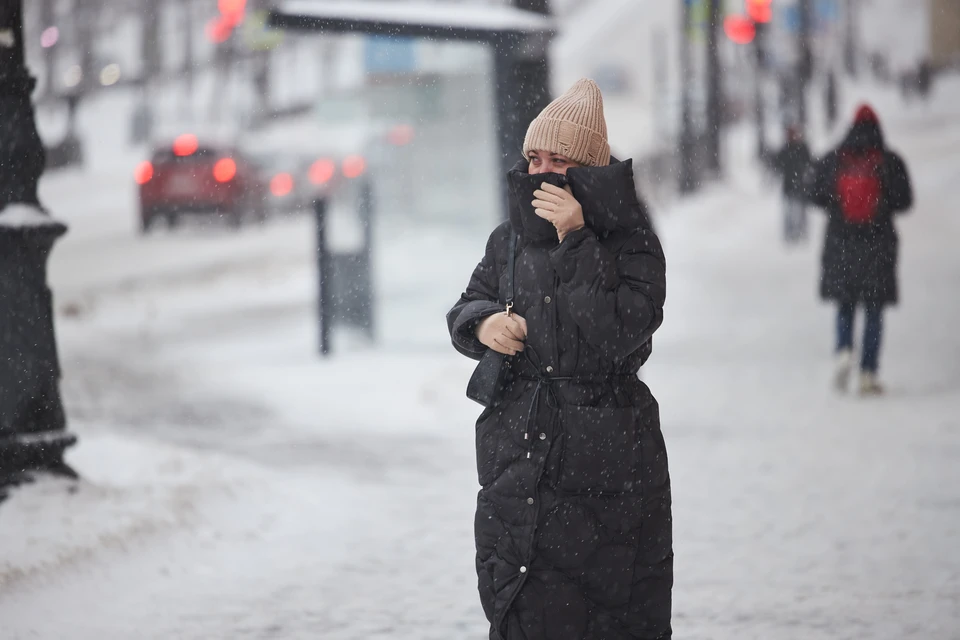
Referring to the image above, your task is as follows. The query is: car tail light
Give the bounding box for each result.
[134,161,154,185]
[271,173,294,197]
[213,157,237,182]
[173,133,199,156]
[342,155,366,179]
[309,159,336,185]
[387,124,415,146]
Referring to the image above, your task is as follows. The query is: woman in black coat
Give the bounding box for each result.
[447,79,672,639]
[772,126,813,243]
[809,104,913,394]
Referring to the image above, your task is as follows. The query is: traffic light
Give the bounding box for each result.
[746,0,773,24]
[207,0,247,44]
[724,15,756,44]
[218,0,247,26]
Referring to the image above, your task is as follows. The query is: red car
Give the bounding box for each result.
[135,134,267,233]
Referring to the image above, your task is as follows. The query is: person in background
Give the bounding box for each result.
[809,104,913,395]
[447,78,671,639]
[772,125,813,244]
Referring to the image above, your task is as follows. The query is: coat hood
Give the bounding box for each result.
[842,104,885,150]
[506,157,651,243]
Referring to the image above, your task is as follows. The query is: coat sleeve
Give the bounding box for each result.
[446,231,504,360]
[885,152,913,213]
[549,226,666,361]
[808,152,838,210]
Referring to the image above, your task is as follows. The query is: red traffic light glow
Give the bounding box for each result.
[134,161,153,185]
[746,0,773,23]
[724,15,756,45]
[206,17,233,43]
[387,124,415,146]
[309,159,336,185]
[213,158,237,183]
[271,173,294,197]
[173,134,199,156]
[343,155,366,179]
[218,0,247,20]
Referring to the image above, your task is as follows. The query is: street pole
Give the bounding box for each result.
[797,0,813,133]
[181,0,194,120]
[492,0,552,218]
[704,0,723,177]
[678,0,698,193]
[0,0,77,497]
[844,0,858,77]
[39,0,54,98]
[136,0,159,144]
[754,21,768,160]
[314,198,330,357]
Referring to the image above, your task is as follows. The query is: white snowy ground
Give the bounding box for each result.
[2,79,960,639]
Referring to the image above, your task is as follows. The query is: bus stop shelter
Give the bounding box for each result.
[268,0,556,218]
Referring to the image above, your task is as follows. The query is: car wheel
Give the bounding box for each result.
[227,209,243,230]
[140,210,157,235]
[166,213,180,230]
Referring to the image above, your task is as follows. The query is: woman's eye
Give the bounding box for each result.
[529,157,540,164]
[553,159,566,165]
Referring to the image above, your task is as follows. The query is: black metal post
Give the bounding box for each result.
[493,32,551,219]
[754,21,768,160]
[358,180,375,341]
[314,197,331,356]
[704,0,723,177]
[824,68,838,129]
[0,0,77,497]
[39,0,55,98]
[678,0,698,194]
[843,0,858,78]
[797,0,813,133]
[489,0,552,219]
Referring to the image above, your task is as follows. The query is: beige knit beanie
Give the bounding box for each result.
[522,78,611,168]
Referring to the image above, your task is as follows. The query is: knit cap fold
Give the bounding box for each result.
[522,78,611,168]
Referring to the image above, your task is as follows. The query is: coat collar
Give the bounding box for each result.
[506,157,649,243]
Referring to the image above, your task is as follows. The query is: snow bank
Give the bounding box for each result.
[0,203,66,230]
[0,432,271,592]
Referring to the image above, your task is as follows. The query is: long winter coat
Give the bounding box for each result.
[809,115,913,305]
[773,139,812,198]
[447,159,672,640]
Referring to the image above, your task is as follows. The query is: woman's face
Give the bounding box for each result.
[527,150,580,175]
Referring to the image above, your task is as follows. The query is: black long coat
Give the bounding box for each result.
[773,139,812,198]
[447,159,672,639]
[809,117,913,305]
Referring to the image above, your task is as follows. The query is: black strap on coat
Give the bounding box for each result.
[504,232,517,314]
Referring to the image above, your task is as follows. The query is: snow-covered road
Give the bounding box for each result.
[2,81,959,639]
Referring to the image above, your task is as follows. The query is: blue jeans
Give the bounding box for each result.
[836,302,884,373]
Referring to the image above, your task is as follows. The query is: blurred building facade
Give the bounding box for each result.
[930,0,960,67]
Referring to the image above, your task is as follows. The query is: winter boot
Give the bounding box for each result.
[859,371,885,396]
[833,349,854,392]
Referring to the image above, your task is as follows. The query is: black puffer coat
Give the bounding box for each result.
[809,110,913,305]
[447,159,672,639]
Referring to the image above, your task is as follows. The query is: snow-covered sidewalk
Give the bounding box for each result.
[3,82,960,638]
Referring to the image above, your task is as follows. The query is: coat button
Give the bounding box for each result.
[520,566,527,574]
[546,366,554,373]
[539,433,546,440]
[544,296,552,304]
[527,497,534,505]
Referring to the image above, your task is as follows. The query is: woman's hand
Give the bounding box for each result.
[533,183,585,242]
[476,311,528,356]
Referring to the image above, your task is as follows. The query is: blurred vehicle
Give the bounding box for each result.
[135,134,268,233]
[251,151,360,216]
[251,152,316,215]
